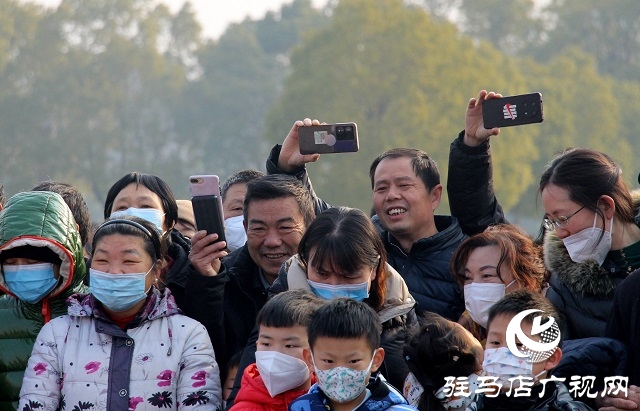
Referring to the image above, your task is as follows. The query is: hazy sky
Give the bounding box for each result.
[25,0,330,40]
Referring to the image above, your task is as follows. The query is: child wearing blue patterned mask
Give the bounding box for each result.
[468,290,592,411]
[290,298,416,411]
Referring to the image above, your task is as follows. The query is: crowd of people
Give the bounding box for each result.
[1,89,639,411]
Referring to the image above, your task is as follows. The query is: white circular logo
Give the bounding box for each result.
[505,309,561,363]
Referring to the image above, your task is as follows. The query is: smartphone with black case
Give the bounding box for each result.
[298,122,359,154]
[482,92,543,128]
[188,175,226,243]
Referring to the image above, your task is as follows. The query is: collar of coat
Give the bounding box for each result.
[543,189,640,298]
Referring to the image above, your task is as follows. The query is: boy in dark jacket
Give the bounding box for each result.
[230,290,322,411]
[290,298,416,411]
[469,290,594,411]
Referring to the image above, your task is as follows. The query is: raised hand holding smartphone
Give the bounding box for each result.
[482,92,543,129]
[298,122,359,154]
[188,175,226,244]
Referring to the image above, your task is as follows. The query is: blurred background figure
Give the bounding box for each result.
[176,199,197,239]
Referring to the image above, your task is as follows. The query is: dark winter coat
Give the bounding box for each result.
[182,244,269,380]
[606,268,640,385]
[163,228,191,308]
[373,214,466,320]
[447,131,507,236]
[544,230,630,339]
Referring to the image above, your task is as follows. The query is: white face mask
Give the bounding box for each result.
[312,353,375,403]
[110,207,165,233]
[224,215,246,252]
[562,214,613,265]
[255,351,310,397]
[482,347,547,388]
[464,280,515,328]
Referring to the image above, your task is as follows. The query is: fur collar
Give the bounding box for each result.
[543,189,640,298]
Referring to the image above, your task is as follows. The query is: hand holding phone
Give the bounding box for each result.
[298,122,359,155]
[482,92,543,129]
[188,175,226,244]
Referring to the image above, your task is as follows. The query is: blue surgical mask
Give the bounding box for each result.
[110,207,164,232]
[307,279,370,301]
[90,267,154,312]
[3,263,59,304]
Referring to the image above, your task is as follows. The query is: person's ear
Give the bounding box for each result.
[429,184,443,211]
[370,347,385,373]
[152,259,162,280]
[370,257,381,281]
[303,348,314,371]
[597,195,616,220]
[544,347,562,371]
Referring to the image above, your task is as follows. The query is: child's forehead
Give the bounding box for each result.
[487,313,535,336]
[258,324,308,339]
[312,336,374,354]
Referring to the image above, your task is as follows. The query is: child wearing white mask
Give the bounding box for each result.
[467,290,593,411]
[229,290,323,411]
[291,298,417,411]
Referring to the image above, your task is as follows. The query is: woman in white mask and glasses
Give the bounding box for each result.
[18,216,222,410]
[540,148,640,340]
[450,224,547,344]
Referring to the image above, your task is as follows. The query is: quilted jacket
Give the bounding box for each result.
[0,191,87,410]
[18,287,222,410]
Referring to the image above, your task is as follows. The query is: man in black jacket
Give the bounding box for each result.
[268,118,504,321]
[182,174,315,384]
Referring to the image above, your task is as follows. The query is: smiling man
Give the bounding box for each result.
[368,148,466,320]
[266,119,475,321]
[184,174,315,386]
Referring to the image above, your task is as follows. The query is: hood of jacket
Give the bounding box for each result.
[0,191,86,305]
[283,255,415,322]
[543,189,640,298]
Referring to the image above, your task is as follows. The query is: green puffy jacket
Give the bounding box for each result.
[0,191,87,411]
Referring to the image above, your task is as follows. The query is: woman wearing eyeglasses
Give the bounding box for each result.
[539,148,640,339]
[450,90,640,341]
